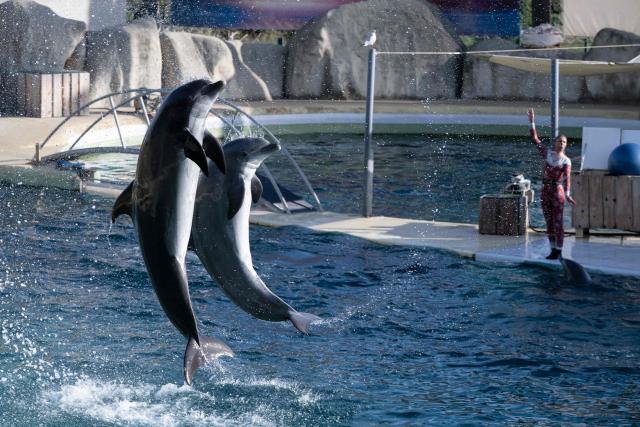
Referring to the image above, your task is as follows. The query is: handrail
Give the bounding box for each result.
[35,86,321,214]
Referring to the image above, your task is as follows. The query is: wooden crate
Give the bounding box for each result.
[571,171,640,235]
[479,194,528,236]
[15,71,90,117]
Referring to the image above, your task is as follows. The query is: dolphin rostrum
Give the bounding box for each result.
[560,257,592,286]
[112,79,232,385]
[191,136,321,333]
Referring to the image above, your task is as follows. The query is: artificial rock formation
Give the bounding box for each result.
[0,0,86,114]
[160,31,235,90]
[84,18,162,105]
[0,0,86,73]
[240,43,286,99]
[584,28,640,103]
[285,0,464,100]
[223,40,272,101]
[462,38,584,102]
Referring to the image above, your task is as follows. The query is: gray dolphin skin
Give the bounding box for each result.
[111,79,232,385]
[192,136,321,333]
[560,257,592,285]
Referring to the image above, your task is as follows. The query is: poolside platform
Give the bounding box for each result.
[250,209,640,278]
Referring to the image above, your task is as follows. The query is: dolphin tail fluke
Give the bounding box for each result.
[184,335,234,385]
[290,311,321,335]
[112,180,134,222]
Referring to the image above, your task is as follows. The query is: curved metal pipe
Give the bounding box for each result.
[39,88,167,151]
[67,93,156,152]
[36,87,321,215]
[216,99,323,211]
[208,110,291,214]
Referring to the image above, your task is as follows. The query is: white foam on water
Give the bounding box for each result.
[42,377,285,427]
[206,363,320,406]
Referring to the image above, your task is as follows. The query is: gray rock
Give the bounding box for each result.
[160,31,235,90]
[241,43,286,99]
[0,0,86,72]
[584,28,640,103]
[462,38,584,102]
[285,0,464,100]
[0,0,85,114]
[85,18,162,106]
[223,41,272,101]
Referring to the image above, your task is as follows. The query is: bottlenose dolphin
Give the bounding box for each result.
[560,257,592,286]
[191,136,321,333]
[111,79,232,385]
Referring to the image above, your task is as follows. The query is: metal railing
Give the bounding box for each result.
[35,87,322,213]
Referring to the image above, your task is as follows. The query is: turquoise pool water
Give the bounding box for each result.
[1,184,639,425]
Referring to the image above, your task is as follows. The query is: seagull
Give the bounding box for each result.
[363,30,376,47]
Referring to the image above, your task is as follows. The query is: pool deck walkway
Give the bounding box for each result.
[249,209,640,278]
[1,100,640,278]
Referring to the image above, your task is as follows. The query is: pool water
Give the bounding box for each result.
[82,133,581,228]
[1,185,639,425]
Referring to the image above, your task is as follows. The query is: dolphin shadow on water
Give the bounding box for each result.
[191,136,321,334]
[112,79,232,385]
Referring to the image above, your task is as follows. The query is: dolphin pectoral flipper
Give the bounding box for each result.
[227,180,245,220]
[112,180,134,222]
[251,175,263,203]
[184,335,234,385]
[184,128,209,177]
[289,311,322,335]
[203,130,226,175]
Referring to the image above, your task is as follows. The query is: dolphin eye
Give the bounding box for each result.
[241,151,248,158]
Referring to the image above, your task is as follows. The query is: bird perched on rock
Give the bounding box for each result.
[363,30,376,47]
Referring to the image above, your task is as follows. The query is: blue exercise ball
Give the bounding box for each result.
[608,143,640,176]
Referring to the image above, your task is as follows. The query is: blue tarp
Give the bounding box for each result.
[170,0,520,36]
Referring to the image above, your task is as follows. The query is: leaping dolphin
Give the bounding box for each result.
[560,257,592,286]
[191,136,321,333]
[111,79,232,385]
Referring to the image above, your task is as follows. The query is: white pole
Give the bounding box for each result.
[551,58,560,140]
[362,48,376,217]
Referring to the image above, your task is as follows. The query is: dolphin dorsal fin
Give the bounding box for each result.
[203,130,226,174]
[183,128,209,177]
[251,175,263,203]
[112,180,134,223]
[227,180,245,220]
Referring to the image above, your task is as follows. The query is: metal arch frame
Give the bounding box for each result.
[35,87,322,213]
[207,110,292,214]
[217,99,323,212]
[37,87,167,157]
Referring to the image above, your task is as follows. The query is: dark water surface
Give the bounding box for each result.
[1,185,639,426]
[268,133,581,227]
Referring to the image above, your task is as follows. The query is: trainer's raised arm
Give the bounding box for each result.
[527,108,545,156]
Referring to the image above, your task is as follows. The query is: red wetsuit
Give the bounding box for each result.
[531,127,571,248]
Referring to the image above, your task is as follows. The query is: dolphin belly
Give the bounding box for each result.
[136,212,200,339]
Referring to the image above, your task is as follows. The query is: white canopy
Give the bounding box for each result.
[474,54,640,76]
